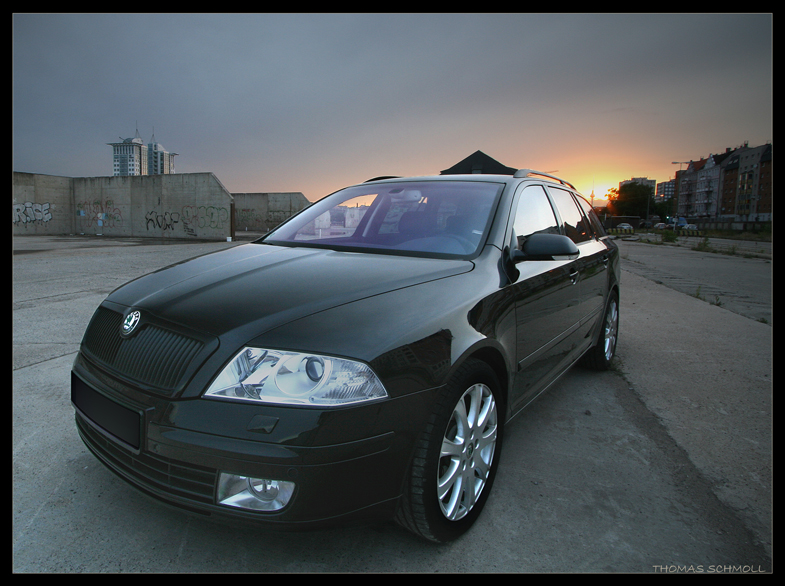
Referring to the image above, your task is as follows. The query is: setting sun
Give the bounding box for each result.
[569,177,615,207]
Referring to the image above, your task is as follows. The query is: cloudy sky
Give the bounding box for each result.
[13,13,772,202]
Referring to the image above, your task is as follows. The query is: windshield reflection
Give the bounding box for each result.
[263,181,503,259]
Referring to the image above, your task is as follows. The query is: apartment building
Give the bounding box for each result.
[677,142,772,222]
[109,128,177,176]
[619,177,656,191]
[719,144,772,221]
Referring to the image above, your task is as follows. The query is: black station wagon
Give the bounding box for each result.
[71,169,620,542]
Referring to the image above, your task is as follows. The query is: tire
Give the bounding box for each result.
[581,290,619,370]
[395,359,503,542]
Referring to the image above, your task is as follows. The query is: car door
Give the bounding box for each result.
[573,193,613,321]
[506,184,583,411]
[546,186,610,346]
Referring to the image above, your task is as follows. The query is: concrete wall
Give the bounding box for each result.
[694,220,771,233]
[13,172,234,240]
[12,173,73,234]
[232,192,310,234]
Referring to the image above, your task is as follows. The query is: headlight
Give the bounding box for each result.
[204,347,388,406]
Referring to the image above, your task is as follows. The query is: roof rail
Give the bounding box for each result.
[513,169,576,190]
[364,176,400,183]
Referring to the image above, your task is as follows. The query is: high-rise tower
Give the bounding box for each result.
[108,126,177,176]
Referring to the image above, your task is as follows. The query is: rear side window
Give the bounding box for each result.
[574,195,607,237]
[547,187,592,244]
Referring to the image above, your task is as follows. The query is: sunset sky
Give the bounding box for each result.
[13,13,772,203]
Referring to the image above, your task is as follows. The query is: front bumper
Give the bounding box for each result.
[71,355,434,528]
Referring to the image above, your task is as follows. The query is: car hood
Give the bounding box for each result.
[106,243,473,341]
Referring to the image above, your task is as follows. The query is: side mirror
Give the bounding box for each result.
[512,234,579,262]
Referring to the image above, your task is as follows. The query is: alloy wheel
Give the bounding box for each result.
[603,297,619,362]
[437,383,498,521]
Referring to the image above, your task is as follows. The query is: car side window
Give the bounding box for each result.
[548,187,592,244]
[511,185,559,248]
[574,194,607,238]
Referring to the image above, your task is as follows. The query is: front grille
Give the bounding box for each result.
[76,411,217,505]
[82,307,205,395]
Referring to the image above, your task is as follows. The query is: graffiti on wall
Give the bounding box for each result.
[76,200,123,228]
[237,208,266,228]
[14,200,229,236]
[182,205,229,230]
[235,208,300,231]
[146,210,180,231]
[145,205,230,236]
[13,202,52,226]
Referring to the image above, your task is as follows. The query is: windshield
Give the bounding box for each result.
[261,180,503,258]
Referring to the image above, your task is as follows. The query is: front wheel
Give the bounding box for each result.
[395,359,503,542]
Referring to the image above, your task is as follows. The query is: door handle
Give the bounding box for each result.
[569,270,579,285]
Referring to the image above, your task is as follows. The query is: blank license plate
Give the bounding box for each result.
[71,372,141,450]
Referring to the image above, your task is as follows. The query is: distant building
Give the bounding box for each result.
[147,132,177,175]
[656,179,675,201]
[678,142,772,222]
[109,128,177,176]
[619,177,656,191]
[440,150,516,175]
[718,143,771,222]
[677,150,735,218]
[655,178,676,216]
[108,132,147,176]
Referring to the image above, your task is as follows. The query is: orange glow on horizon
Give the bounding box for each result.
[571,177,616,204]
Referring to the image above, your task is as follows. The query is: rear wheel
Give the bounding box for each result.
[395,359,503,542]
[581,291,619,370]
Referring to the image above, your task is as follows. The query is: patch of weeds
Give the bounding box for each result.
[692,236,714,252]
[690,285,723,307]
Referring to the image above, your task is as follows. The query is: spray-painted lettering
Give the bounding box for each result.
[146,210,181,231]
[237,208,264,227]
[181,205,229,230]
[12,202,52,225]
[76,200,123,228]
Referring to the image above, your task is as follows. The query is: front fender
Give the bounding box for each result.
[245,267,513,400]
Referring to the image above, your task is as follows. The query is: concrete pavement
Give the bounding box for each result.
[614,267,772,558]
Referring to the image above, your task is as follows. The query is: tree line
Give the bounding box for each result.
[605,182,671,220]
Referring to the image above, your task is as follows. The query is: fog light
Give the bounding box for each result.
[217,473,295,512]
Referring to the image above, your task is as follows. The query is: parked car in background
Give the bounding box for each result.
[653,223,666,230]
[616,223,634,231]
[683,224,698,230]
[71,169,620,543]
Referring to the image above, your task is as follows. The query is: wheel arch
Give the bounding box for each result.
[455,344,510,416]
